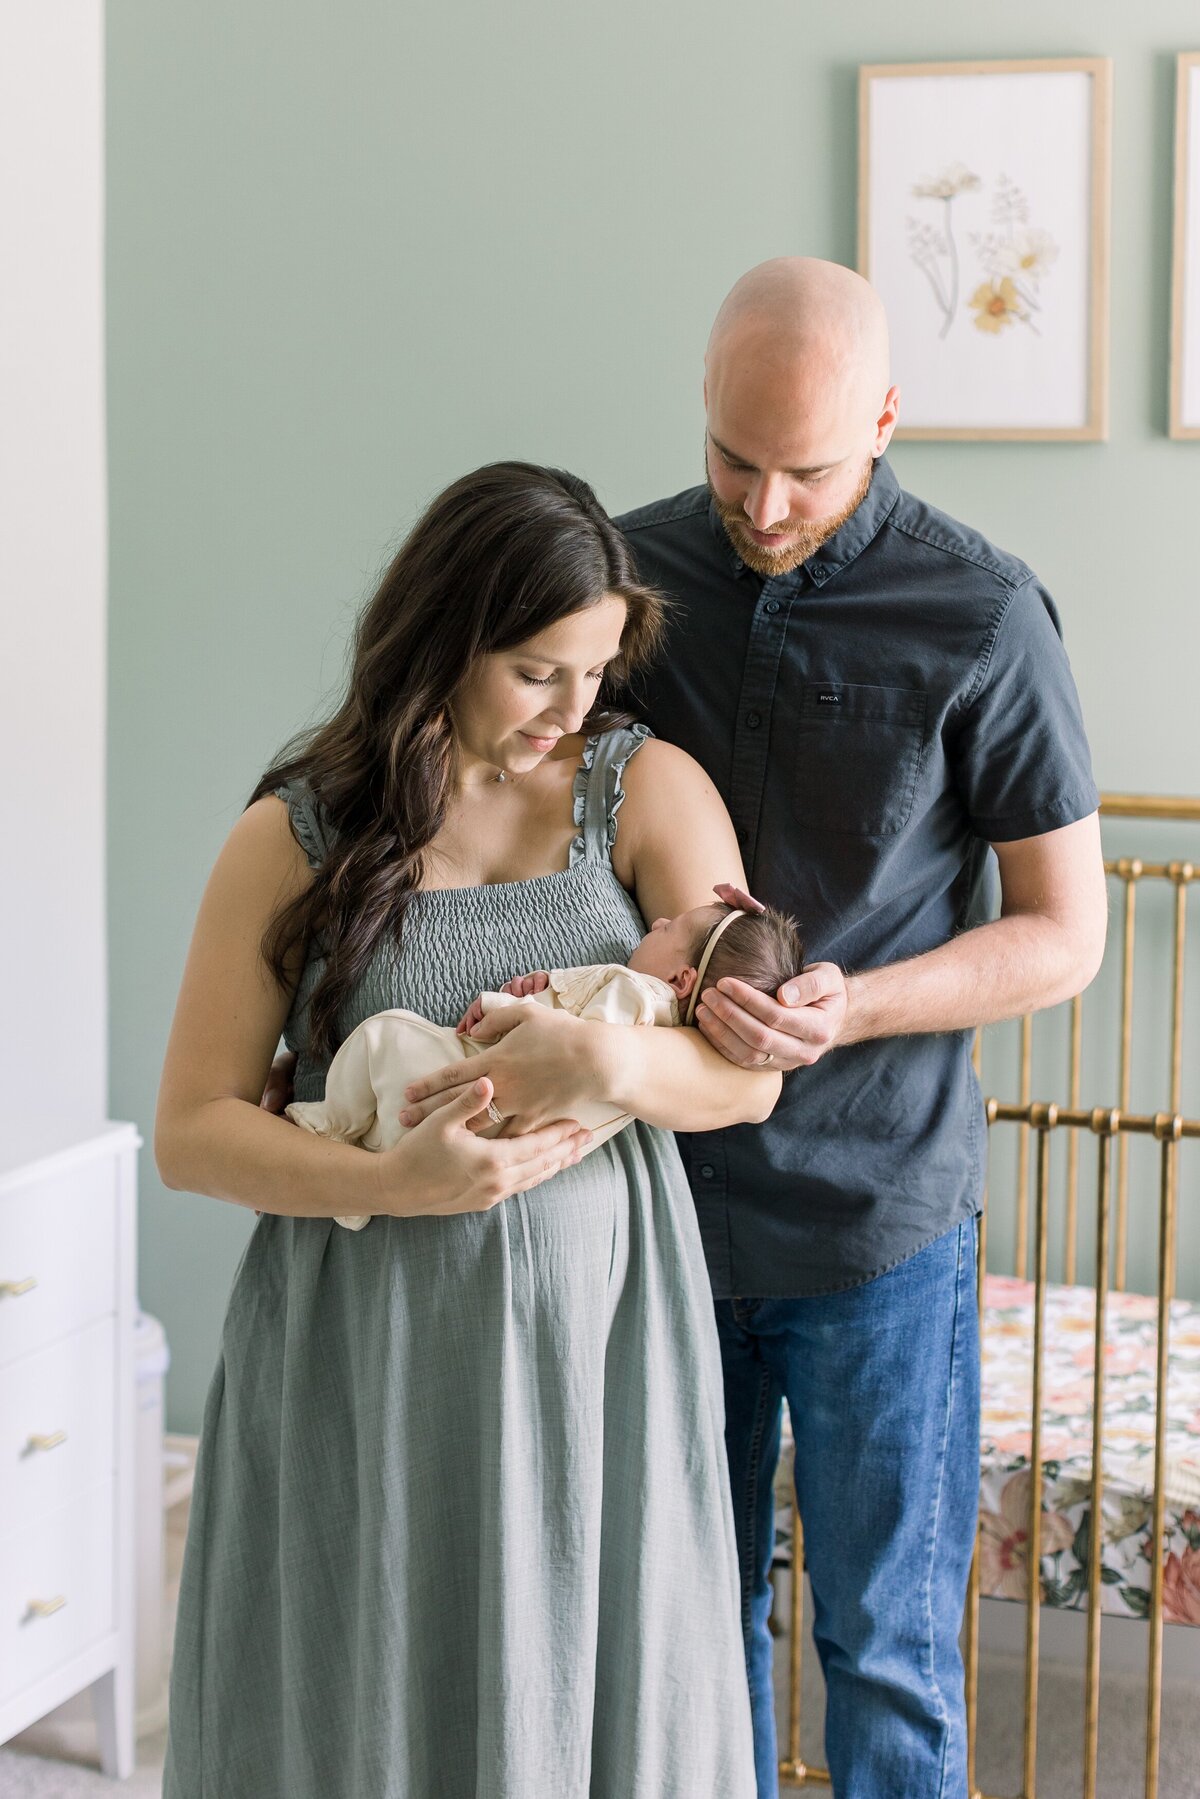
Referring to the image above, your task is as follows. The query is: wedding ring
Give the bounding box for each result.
[756,1052,775,1068]
[486,1101,506,1126]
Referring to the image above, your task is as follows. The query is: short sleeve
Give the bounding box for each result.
[273,778,334,871]
[952,577,1099,843]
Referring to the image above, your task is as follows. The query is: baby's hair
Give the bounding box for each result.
[690,904,805,1004]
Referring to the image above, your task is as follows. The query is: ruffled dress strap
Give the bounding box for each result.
[569,723,653,868]
[274,777,335,872]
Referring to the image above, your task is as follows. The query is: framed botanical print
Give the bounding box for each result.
[1171,52,1200,439]
[858,58,1112,441]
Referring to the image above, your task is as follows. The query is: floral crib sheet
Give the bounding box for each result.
[773,1274,1200,1625]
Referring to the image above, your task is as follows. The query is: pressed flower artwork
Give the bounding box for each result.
[909,169,1060,339]
[860,59,1111,438]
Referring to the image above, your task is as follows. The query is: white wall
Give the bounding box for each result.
[0,2,107,1123]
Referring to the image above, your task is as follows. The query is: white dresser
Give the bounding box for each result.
[0,1121,140,1779]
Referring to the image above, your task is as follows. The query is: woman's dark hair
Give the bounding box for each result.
[249,462,667,1059]
[689,905,806,1007]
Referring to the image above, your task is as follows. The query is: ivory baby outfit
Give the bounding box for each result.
[162,725,755,1799]
[285,962,678,1228]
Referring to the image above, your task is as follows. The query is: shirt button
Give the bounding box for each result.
[746,710,761,728]
[698,1164,715,1180]
[764,600,781,615]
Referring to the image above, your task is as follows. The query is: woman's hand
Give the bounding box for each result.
[403,1006,602,1134]
[375,1077,591,1216]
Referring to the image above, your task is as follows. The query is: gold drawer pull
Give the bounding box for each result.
[0,1277,37,1297]
[27,1431,68,1454]
[27,1596,67,1620]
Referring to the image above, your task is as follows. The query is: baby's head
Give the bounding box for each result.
[627,901,805,1016]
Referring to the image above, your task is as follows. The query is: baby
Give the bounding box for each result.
[286,897,804,1229]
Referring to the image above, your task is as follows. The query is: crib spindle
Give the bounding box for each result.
[1082,1119,1115,1799]
[1168,868,1190,1126]
[1022,1112,1054,1799]
[1064,996,1083,1284]
[1114,863,1140,1292]
[1015,1018,1034,1278]
[1144,1122,1181,1799]
[964,1194,985,1799]
[1165,873,1189,1305]
[964,1196,987,1799]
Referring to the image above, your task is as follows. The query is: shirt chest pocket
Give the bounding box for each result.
[794,683,928,836]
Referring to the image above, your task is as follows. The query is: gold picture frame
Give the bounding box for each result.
[858,58,1112,442]
[1170,52,1200,439]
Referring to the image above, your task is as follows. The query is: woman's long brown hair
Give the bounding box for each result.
[249,462,667,1060]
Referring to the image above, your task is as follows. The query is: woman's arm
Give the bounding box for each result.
[606,739,782,1127]
[401,742,782,1132]
[155,797,589,1215]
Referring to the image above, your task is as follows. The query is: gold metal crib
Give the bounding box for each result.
[774,794,1200,1799]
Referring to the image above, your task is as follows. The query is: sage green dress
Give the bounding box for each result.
[163,727,755,1799]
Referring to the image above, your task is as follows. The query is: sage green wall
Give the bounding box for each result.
[108,0,1200,1433]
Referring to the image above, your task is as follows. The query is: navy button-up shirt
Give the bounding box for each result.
[618,458,1098,1297]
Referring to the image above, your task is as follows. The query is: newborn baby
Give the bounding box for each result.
[287,898,804,1230]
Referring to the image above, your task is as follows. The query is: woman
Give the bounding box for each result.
[155,462,780,1798]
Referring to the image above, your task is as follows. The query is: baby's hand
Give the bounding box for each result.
[501,971,551,1000]
[455,972,552,1037]
[456,994,488,1036]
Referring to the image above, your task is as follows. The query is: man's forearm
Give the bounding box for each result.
[598,1021,781,1129]
[841,911,1105,1046]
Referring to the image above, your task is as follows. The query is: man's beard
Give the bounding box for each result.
[706,455,874,577]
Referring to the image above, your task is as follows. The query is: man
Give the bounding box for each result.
[612,257,1106,1798]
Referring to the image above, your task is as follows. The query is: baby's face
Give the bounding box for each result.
[626,904,725,986]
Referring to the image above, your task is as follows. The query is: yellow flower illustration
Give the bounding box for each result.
[969,277,1022,334]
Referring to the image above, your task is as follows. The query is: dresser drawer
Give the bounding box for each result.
[0,1319,114,1538]
[0,1480,114,1697]
[0,1157,117,1365]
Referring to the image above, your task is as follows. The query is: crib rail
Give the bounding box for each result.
[778,794,1200,1797]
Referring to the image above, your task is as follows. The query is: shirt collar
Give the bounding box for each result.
[705,455,901,590]
[706,493,748,577]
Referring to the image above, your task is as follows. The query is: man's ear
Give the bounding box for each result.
[874,384,901,456]
[672,966,699,1001]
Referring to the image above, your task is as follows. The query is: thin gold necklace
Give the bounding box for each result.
[461,765,527,790]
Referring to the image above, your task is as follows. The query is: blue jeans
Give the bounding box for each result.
[715,1220,980,1799]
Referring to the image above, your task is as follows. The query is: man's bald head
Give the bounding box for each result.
[706,257,890,420]
[702,258,899,576]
